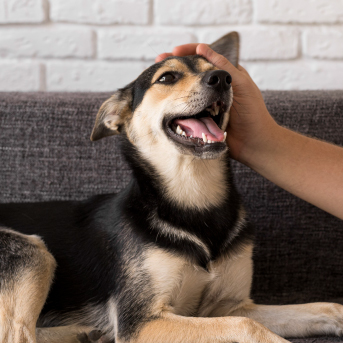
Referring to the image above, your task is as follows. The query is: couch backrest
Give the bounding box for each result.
[1,91,343,305]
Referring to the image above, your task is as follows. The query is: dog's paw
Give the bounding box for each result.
[77,330,105,343]
[320,302,343,336]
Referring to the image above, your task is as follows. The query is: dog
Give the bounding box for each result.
[0,32,343,343]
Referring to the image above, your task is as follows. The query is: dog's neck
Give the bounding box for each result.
[121,138,246,263]
[151,153,229,210]
[125,140,230,210]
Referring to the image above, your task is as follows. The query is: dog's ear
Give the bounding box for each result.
[90,85,133,141]
[209,31,240,68]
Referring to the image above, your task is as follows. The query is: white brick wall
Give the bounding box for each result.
[0,0,343,91]
[46,61,146,91]
[255,0,343,24]
[155,0,252,25]
[0,60,41,91]
[0,0,46,23]
[50,0,150,25]
[98,28,196,60]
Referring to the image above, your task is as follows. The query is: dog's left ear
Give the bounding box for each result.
[91,85,133,141]
[209,31,240,68]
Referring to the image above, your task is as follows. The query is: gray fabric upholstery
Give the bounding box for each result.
[0,91,343,342]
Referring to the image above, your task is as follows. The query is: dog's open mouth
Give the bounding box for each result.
[165,100,228,148]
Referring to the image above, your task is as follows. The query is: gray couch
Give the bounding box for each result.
[1,91,343,343]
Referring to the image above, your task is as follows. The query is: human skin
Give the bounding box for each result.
[156,44,343,220]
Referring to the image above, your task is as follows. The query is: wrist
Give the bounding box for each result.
[238,120,285,172]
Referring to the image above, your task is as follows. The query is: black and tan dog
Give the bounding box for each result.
[1,32,343,343]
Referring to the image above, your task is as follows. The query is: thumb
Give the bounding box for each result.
[196,44,239,78]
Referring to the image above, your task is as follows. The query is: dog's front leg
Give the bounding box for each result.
[229,302,343,338]
[128,312,290,343]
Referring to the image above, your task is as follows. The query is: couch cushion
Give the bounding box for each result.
[0,91,343,310]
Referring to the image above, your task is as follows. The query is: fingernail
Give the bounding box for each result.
[198,44,212,58]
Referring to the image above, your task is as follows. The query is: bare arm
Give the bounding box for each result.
[243,122,343,220]
[156,44,343,220]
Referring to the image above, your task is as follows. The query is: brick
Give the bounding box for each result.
[0,60,41,91]
[255,0,343,24]
[243,61,343,90]
[98,28,196,60]
[201,27,299,61]
[50,0,149,25]
[0,0,45,23]
[46,61,147,92]
[0,1,5,22]
[0,28,94,58]
[303,28,343,59]
[155,0,252,25]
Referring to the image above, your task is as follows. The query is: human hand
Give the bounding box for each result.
[156,43,280,165]
[156,43,343,220]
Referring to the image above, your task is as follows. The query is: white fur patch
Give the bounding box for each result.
[142,244,253,318]
[149,211,211,258]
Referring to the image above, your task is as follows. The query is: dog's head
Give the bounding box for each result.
[91,32,239,161]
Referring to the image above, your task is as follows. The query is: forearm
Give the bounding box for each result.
[242,124,343,220]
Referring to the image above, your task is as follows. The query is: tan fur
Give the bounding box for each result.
[91,89,132,141]
[196,58,218,73]
[230,302,343,337]
[130,312,289,343]
[142,242,253,318]
[143,248,213,316]
[36,325,97,343]
[0,230,56,343]
[198,243,254,317]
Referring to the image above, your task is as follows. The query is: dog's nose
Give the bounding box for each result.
[203,70,232,91]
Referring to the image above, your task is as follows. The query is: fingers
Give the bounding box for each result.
[156,43,245,82]
[155,52,173,63]
[196,43,240,78]
[172,43,200,56]
[155,43,200,62]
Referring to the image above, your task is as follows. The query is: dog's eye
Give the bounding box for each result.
[158,73,176,84]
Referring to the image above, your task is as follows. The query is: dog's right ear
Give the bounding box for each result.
[209,31,240,68]
[90,85,133,141]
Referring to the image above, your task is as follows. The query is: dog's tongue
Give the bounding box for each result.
[174,117,224,142]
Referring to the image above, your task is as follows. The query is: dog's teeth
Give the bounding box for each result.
[206,108,213,116]
[190,135,193,138]
[215,106,220,116]
[222,132,227,142]
[176,125,182,135]
[202,133,207,143]
[182,131,186,137]
[208,140,212,143]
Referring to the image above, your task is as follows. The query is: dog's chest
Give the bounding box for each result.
[143,245,253,317]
